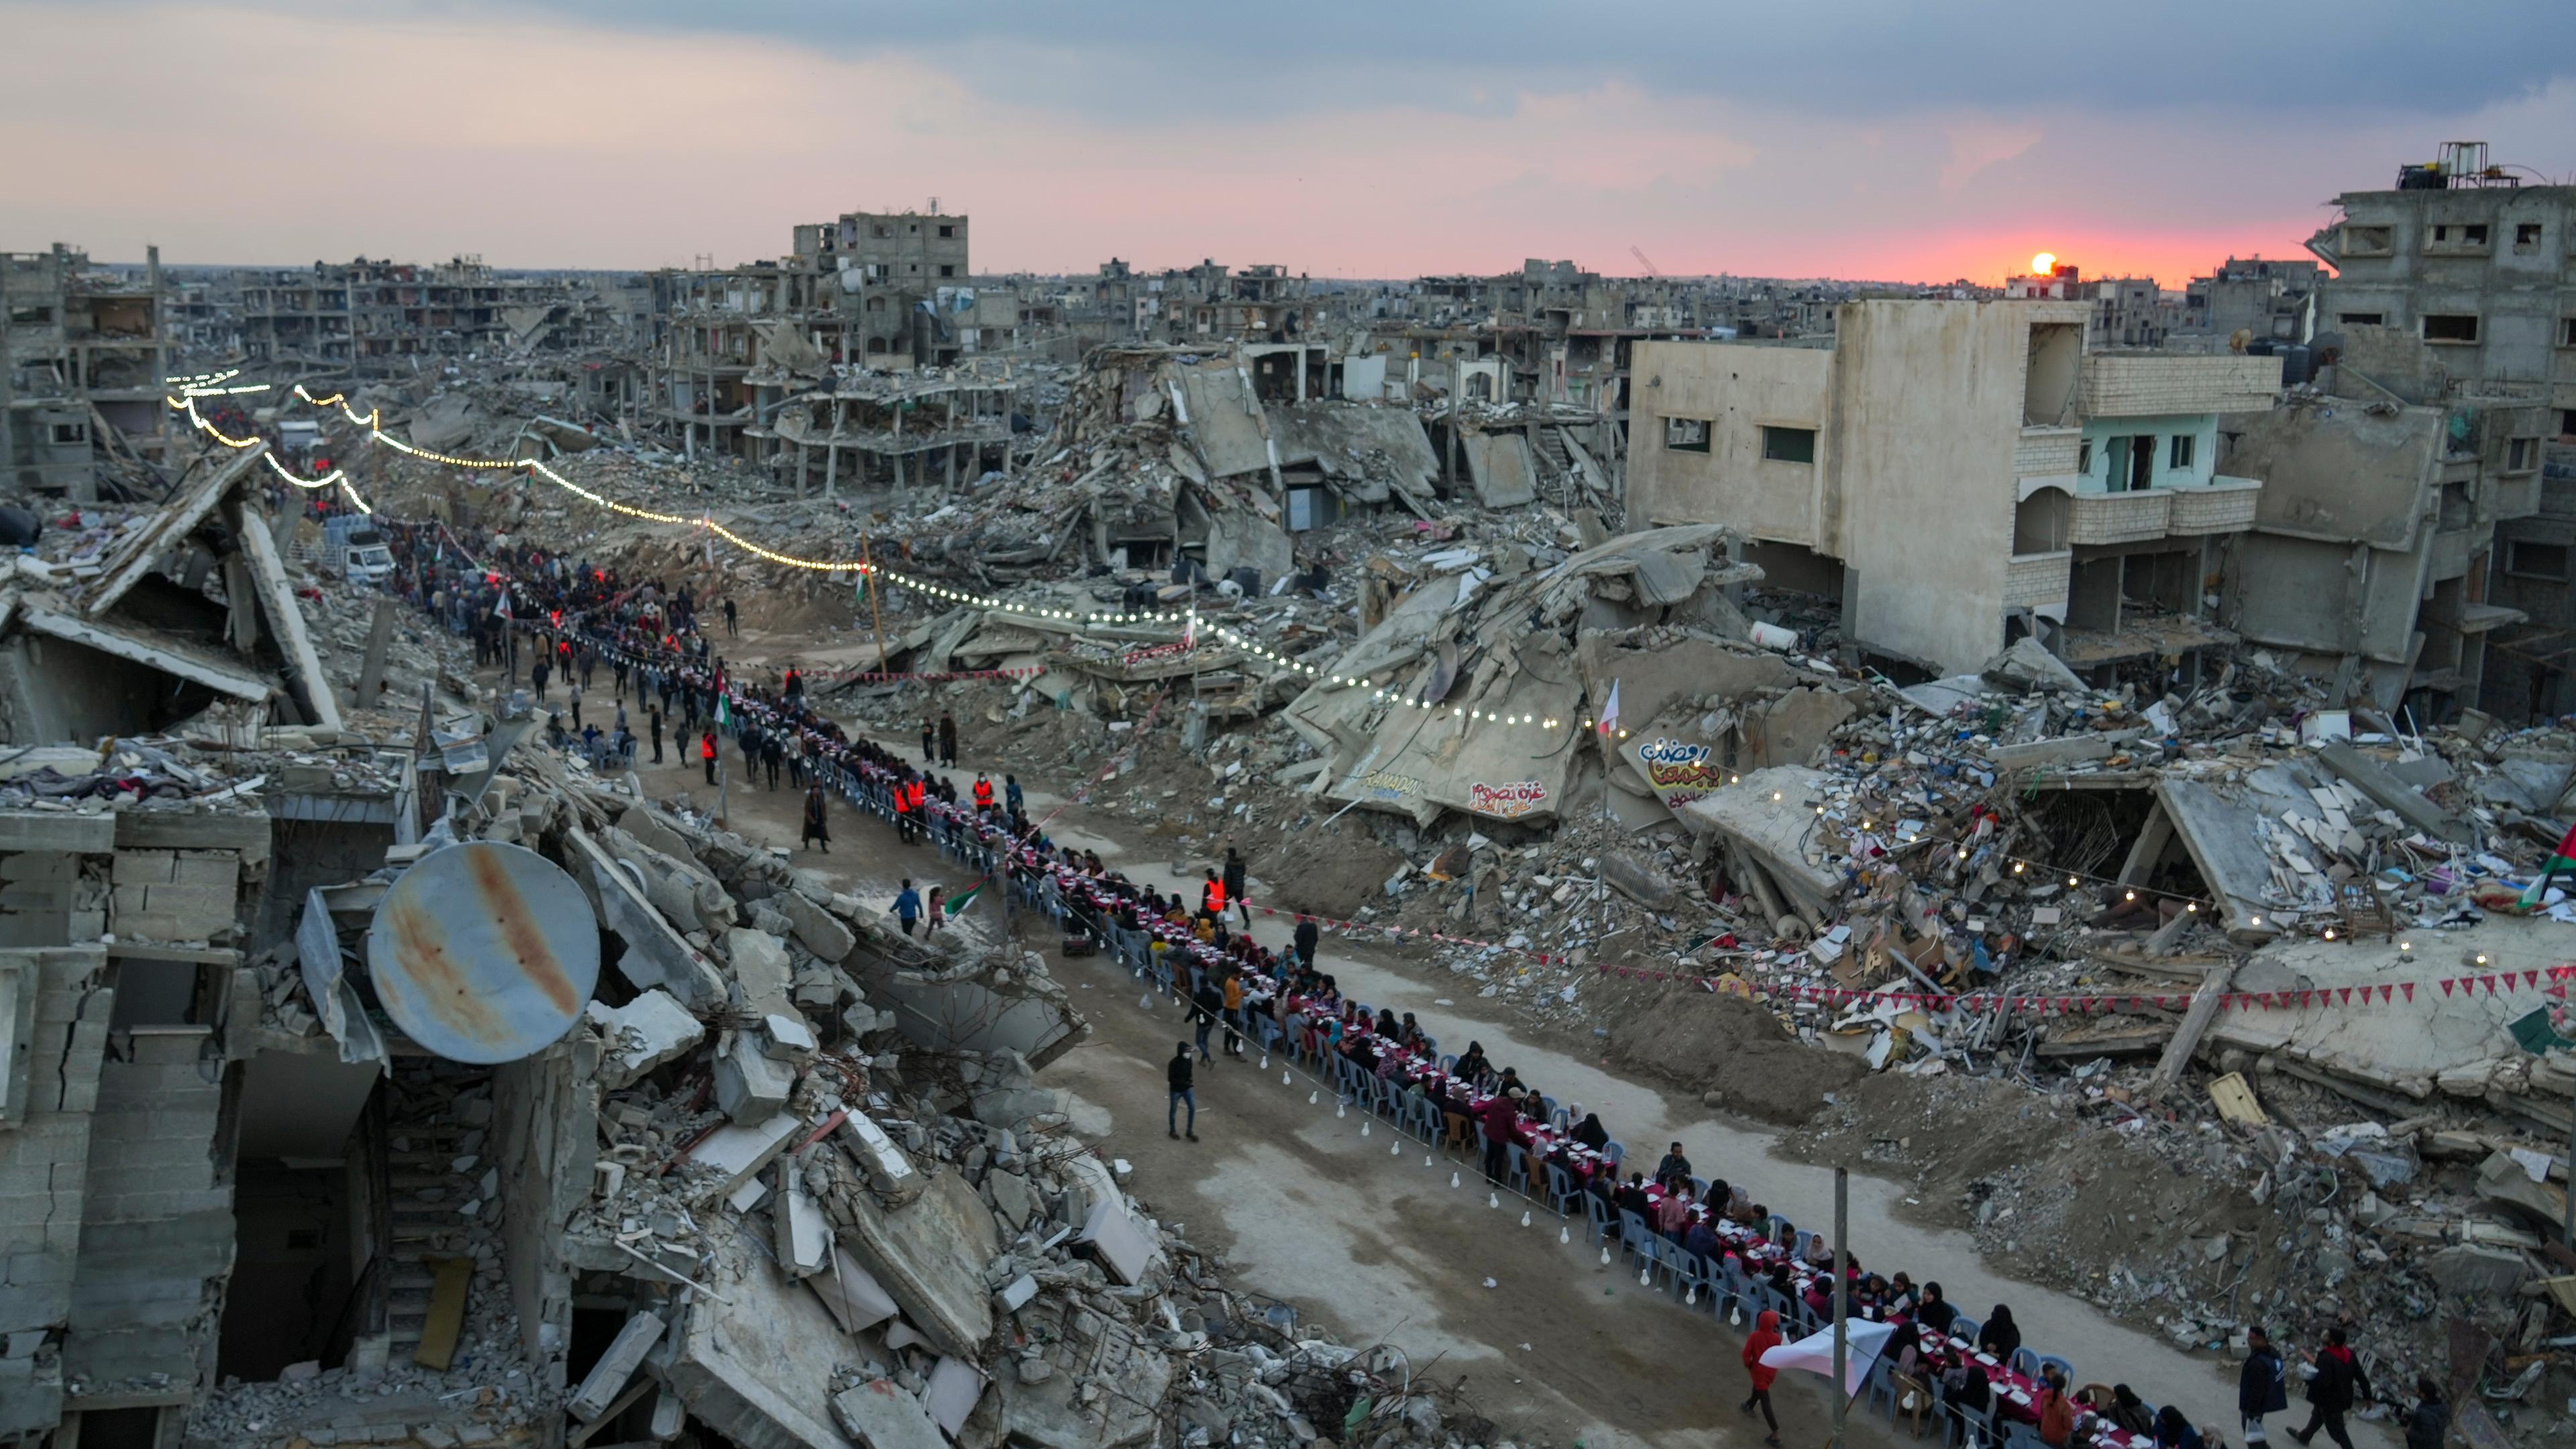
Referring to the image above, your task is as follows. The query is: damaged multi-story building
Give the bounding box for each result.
[239,258,615,380]
[2299,141,2574,719]
[1627,297,2281,682]
[2,244,174,501]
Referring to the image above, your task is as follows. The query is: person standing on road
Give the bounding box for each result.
[1191,974,1224,1063]
[647,703,664,763]
[700,729,717,785]
[1739,1307,1783,1448]
[1004,773,1024,816]
[892,879,922,936]
[938,711,958,767]
[921,716,936,763]
[2239,1325,2289,1446]
[2402,1377,2447,1449]
[2288,1326,2369,1449]
[1167,1042,1198,1141]
[1479,1086,1521,1186]
[1223,845,1249,928]
[531,655,550,702]
[1293,914,1319,969]
[724,596,737,637]
[801,782,830,853]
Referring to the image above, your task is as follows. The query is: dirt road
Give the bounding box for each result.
[669,718,2394,1449]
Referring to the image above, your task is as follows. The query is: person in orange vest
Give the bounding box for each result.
[1201,868,1226,923]
[906,777,927,846]
[700,729,717,786]
[893,770,916,845]
[972,773,994,813]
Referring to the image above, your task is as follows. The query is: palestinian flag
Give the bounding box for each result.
[2519,820,2576,907]
[945,881,985,916]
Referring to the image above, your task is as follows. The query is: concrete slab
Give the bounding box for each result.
[683,1111,803,1204]
[2316,743,2473,844]
[775,1162,831,1279]
[1079,1196,1163,1287]
[2214,920,2553,1097]
[235,511,344,731]
[830,1379,948,1449]
[584,989,704,1089]
[566,826,728,1008]
[808,1241,901,1334]
[726,928,797,1017]
[1676,767,1841,915]
[2155,777,2279,934]
[568,1310,663,1421]
[715,1032,796,1124]
[667,1250,856,1449]
[818,1163,998,1356]
[921,1356,986,1437]
[777,889,857,963]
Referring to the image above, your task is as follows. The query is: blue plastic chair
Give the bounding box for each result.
[1602,1140,1626,1168]
[1437,1053,1456,1072]
[1583,1191,1615,1246]
[1504,1142,1532,1196]
[1617,1208,1654,1265]
[1792,1228,1817,1262]
[1864,1354,1898,1419]
[2008,1347,2041,1381]
[1544,1162,1581,1217]
[1949,1316,1981,1348]
[1675,1248,1717,1309]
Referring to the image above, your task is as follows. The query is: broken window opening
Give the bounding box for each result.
[1761,425,1816,464]
[2021,321,2082,425]
[2338,313,2385,327]
[2514,222,2543,252]
[2506,540,2569,580]
[2422,314,2479,343]
[1663,417,1711,453]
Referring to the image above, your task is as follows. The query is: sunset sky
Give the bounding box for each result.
[9,1,2569,285]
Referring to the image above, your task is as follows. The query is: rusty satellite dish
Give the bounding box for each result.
[366,841,598,1064]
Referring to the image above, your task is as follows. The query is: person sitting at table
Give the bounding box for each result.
[1682,1214,1722,1262]
[1613,1173,1652,1219]
[1399,1012,1425,1049]
[1654,1181,1694,1238]
[1725,1187,1762,1226]
[1978,1303,2021,1360]
[1855,1273,1889,1318]
[2106,1385,2155,1436]
[1937,1356,1994,1440]
[1917,1280,1957,1334]
[1801,1234,1837,1268]
[1885,1320,1927,1378]
[1570,1110,1609,1152]
[2036,1366,2076,1448]
[1375,1007,1400,1038]
[2152,1407,2204,1449]
[1886,1271,1919,1318]
[1653,1142,1694,1189]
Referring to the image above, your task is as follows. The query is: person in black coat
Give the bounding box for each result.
[2239,1326,2290,1446]
[1976,1304,2021,1360]
[1167,1042,1197,1140]
[2289,1326,2371,1449]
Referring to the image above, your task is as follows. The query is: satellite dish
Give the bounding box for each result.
[366,841,600,1064]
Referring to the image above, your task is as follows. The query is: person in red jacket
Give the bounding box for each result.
[700,729,717,786]
[1741,1307,1783,1447]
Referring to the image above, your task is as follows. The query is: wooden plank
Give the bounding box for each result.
[2147,965,2235,1098]
[413,1256,472,1371]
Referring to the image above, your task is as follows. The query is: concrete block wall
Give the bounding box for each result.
[0,946,112,1440]
[2081,354,2282,418]
[107,850,240,943]
[61,1025,232,1397]
[2014,427,2082,478]
[492,1036,602,1388]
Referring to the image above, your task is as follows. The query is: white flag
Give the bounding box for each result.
[1597,679,1621,737]
[1759,1319,1894,1396]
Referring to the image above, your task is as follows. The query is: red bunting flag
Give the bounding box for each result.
[2525,970,2540,989]
[2440,979,2455,996]
[2401,983,2415,1002]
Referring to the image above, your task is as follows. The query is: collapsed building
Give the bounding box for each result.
[0,438,1499,1449]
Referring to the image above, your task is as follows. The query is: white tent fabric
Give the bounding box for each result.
[1759,1319,1894,1395]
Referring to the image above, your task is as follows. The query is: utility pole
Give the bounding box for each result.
[1832,1167,1849,1449]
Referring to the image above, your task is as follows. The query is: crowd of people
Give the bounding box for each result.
[354,513,2436,1449]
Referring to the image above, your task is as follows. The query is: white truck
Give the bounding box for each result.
[323,515,395,586]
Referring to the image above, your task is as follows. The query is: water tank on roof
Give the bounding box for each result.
[365,841,599,1064]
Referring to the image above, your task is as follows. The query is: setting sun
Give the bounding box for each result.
[2029,251,2057,274]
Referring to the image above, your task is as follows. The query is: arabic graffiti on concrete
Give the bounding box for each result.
[1467,780,1549,818]
[1636,736,1722,807]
